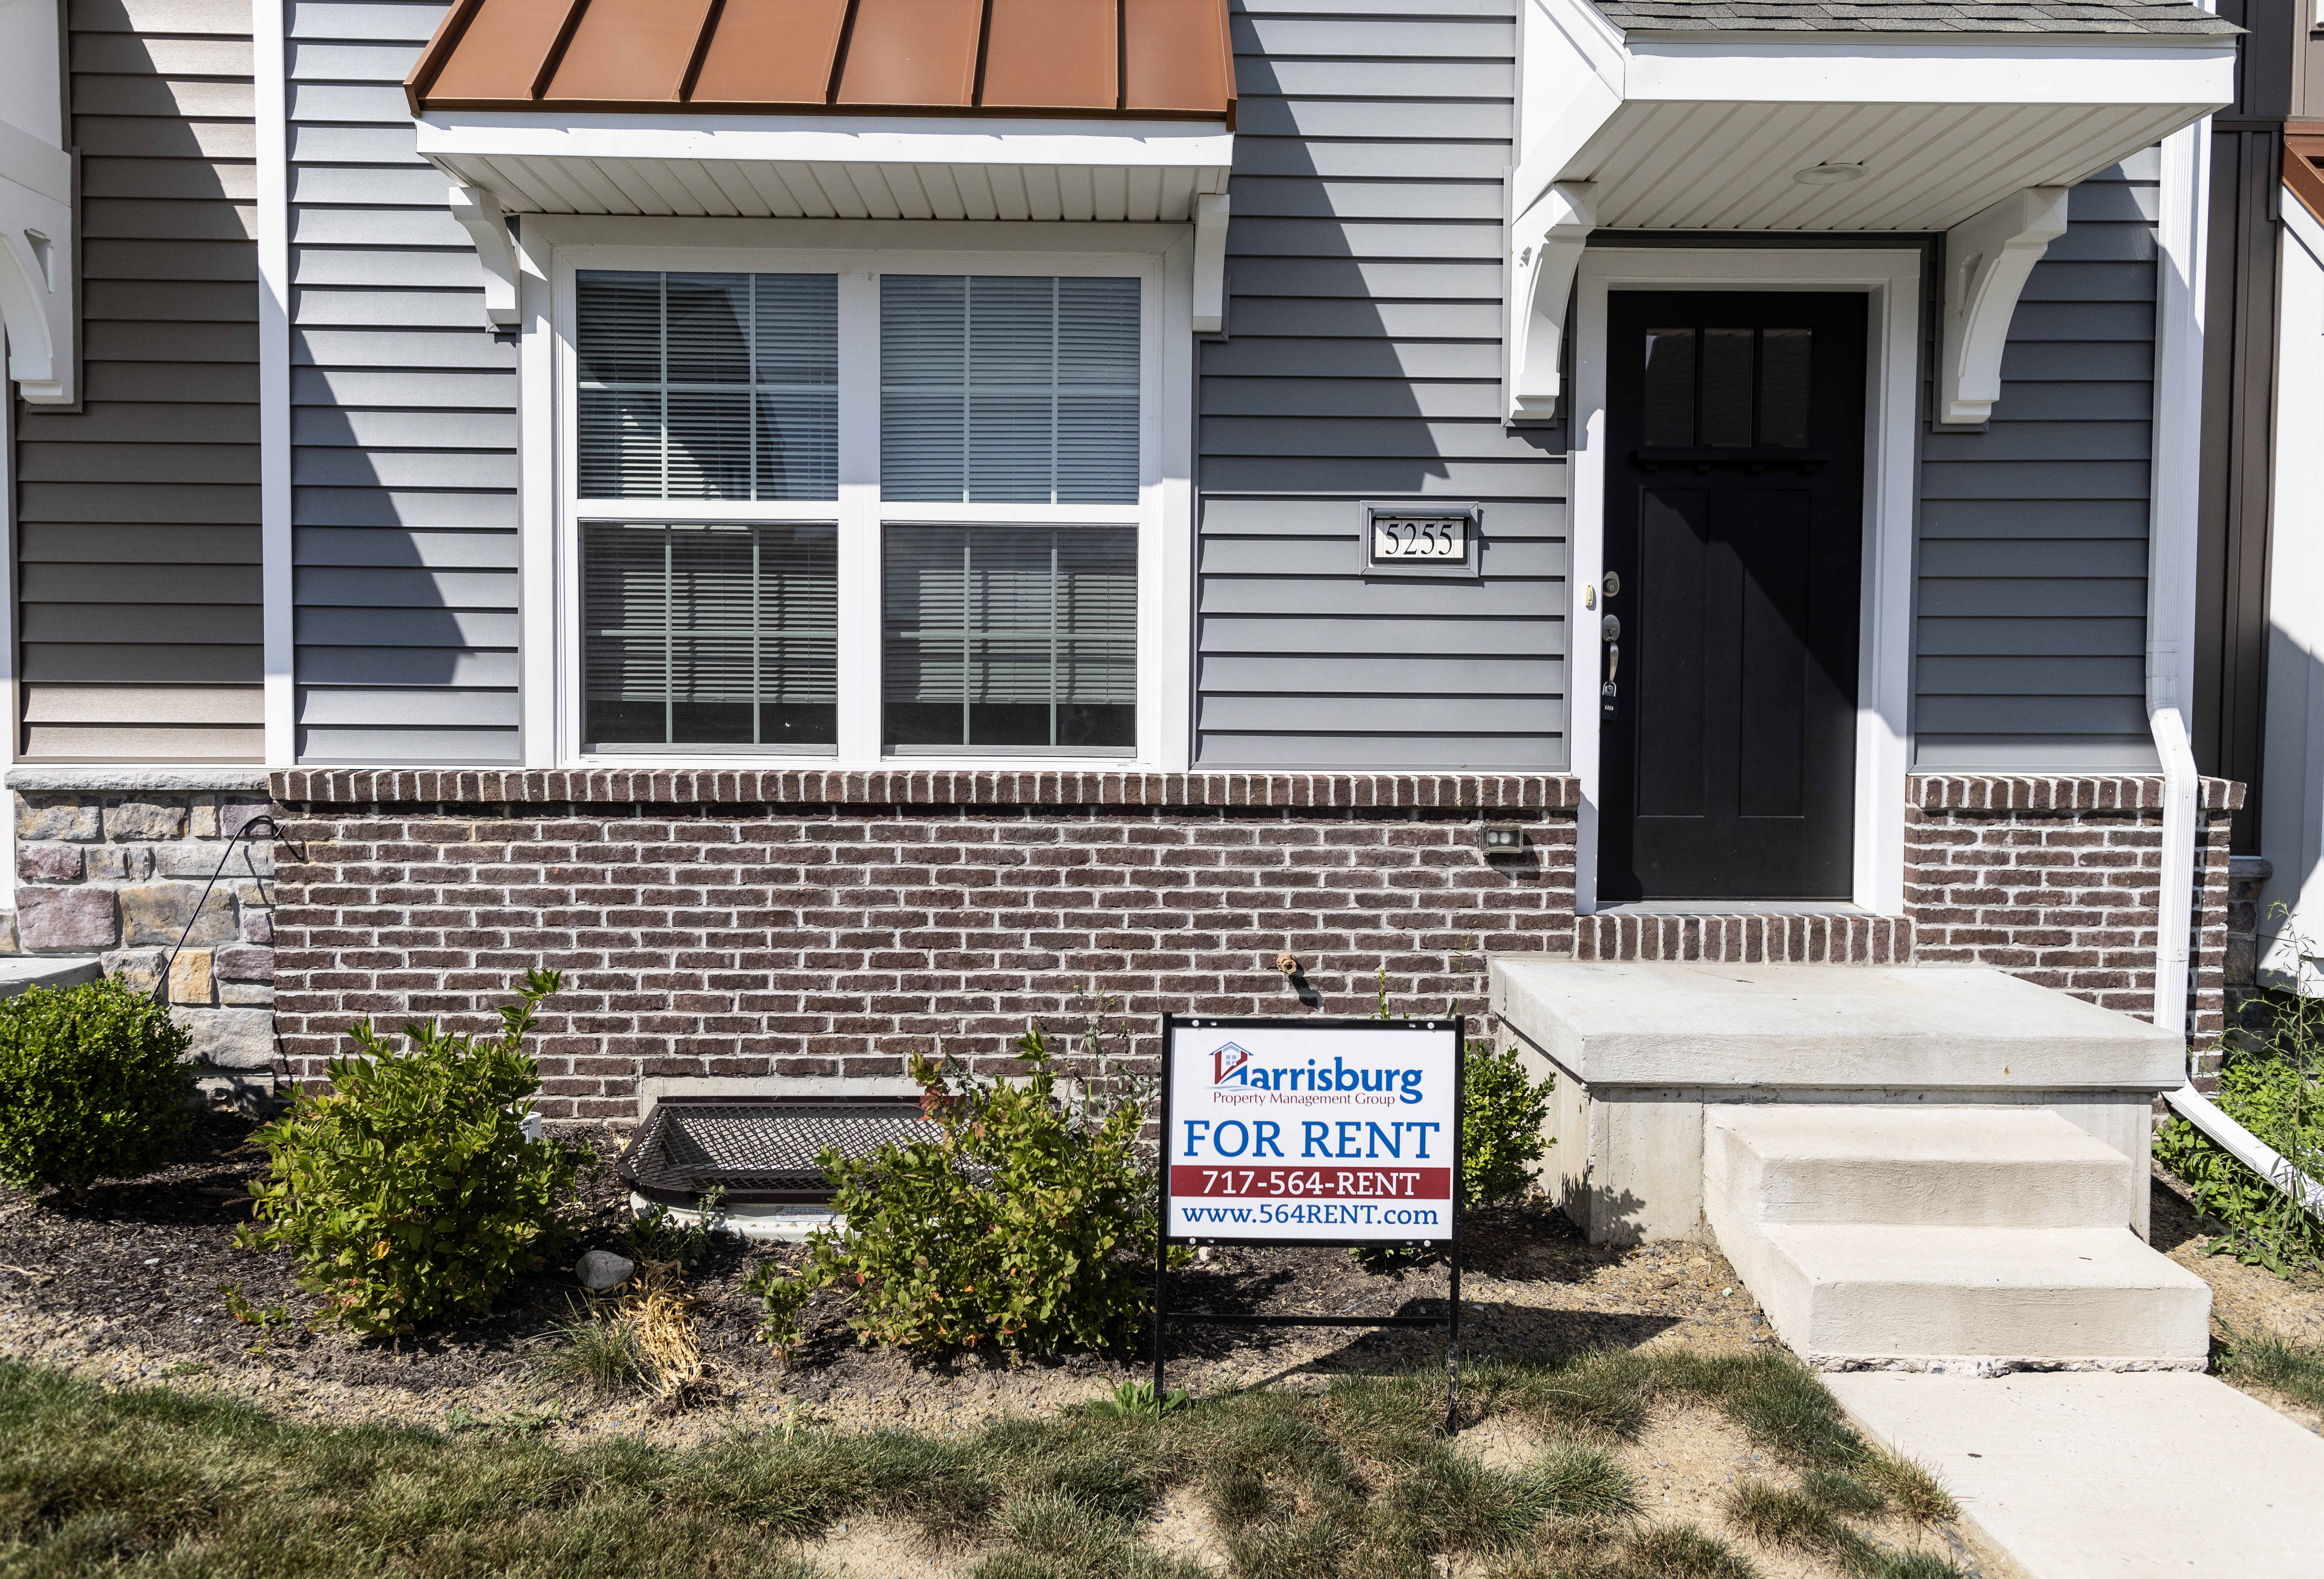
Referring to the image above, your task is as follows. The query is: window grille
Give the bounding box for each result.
[583,522,837,749]
[577,271,838,500]
[880,275,1140,504]
[884,525,1136,751]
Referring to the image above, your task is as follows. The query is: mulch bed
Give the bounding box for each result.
[0,1106,1794,1440]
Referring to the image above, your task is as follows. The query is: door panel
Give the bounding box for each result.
[1598,292,1865,901]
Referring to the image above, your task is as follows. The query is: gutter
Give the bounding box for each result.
[2146,108,2323,1223]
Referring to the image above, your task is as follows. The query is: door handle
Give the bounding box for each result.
[1600,614,1621,721]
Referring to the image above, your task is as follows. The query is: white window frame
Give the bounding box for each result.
[1567,246,1920,917]
[521,215,1196,771]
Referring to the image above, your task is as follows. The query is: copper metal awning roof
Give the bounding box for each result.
[406,0,1235,122]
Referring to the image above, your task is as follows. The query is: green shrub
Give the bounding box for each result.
[751,1015,1158,1356]
[0,977,193,1199]
[2155,980,2324,1276]
[237,968,574,1335]
[1462,1040,1556,1207]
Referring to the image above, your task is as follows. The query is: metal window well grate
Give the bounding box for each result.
[617,1097,939,1205]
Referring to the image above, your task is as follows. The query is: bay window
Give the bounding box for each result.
[567,252,1154,762]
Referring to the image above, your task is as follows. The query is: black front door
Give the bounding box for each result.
[1597,292,1866,901]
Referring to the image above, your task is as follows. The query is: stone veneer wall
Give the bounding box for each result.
[6,771,277,1076]
[269,771,1581,1120]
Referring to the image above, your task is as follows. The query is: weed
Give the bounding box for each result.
[1393,1445,1569,1552]
[537,1301,649,1398]
[1530,1441,1640,1523]
[165,1361,208,1378]
[221,1282,292,1330]
[2219,1327,2324,1408]
[1084,1380,1189,1418]
[1620,1522,1764,1579]
[1722,1479,1866,1559]
[1799,1468,1886,1517]
[1462,1350,1654,1440]
[1858,1452,1958,1524]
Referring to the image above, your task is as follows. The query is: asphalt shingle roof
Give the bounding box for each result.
[1589,0,2239,34]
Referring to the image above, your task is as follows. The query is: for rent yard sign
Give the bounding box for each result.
[1160,1015,1463,1245]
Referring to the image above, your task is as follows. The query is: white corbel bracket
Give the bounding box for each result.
[0,166,76,405]
[1192,191,1228,335]
[1939,186,2069,426]
[448,178,520,328]
[1506,182,1595,424]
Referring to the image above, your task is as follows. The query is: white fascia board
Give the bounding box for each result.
[416,113,1234,174]
[1620,37,2236,107]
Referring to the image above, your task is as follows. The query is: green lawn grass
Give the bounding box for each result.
[0,1352,1964,1579]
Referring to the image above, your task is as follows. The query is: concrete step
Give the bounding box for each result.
[0,956,100,999]
[1716,1220,2212,1370]
[1706,1105,2136,1230]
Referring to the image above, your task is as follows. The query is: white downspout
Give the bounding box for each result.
[2146,114,2324,1219]
[2147,119,2207,1044]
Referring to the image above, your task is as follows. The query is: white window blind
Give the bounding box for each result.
[884,526,1136,751]
[583,522,837,749]
[577,272,838,500]
[880,276,1140,504]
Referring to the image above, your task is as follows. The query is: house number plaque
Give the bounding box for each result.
[1371,515,1466,562]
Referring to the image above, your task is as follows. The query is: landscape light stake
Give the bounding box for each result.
[155,814,281,1004]
[1152,1013,1467,1435]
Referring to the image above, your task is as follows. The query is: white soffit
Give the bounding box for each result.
[1514,1,2237,234]
[414,114,1234,223]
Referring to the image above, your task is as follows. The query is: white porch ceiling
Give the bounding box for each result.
[1566,97,2198,233]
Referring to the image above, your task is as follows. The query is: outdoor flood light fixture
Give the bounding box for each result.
[1794,163,1866,186]
[1480,824,1527,858]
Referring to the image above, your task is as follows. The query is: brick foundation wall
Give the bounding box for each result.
[1904,774,2240,1049]
[7,771,278,1074]
[270,772,1580,1120]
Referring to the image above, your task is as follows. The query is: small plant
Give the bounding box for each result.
[2218,1327,2324,1408]
[751,1010,1160,1357]
[0,977,194,1201]
[626,1187,725,1270]
[1462,1040,1557,1208]
[1084,1379,1189,1418]
[237,969,575,1335]
[539,1299,651,1397]
[2155,907,2324,1276]
[221,1282,292,1329]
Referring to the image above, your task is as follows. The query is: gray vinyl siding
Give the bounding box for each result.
[1195,0,1567,769]
[1913,153,2161,771]
[288,0,520,765]
[13,0,260,761]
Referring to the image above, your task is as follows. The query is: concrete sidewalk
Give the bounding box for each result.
[1828,1372,2324,1578]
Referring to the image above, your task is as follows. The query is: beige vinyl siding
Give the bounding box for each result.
[12,0,260,762]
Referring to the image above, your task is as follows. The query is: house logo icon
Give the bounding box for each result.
[1212,1043,1252,1085]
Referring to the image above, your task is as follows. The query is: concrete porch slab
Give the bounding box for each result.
[0,956,101,998]
[1828,1372,2324,1579]
[1489,961,2184,1090]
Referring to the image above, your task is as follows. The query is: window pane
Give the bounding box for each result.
[1760,327,1812,447]
[881,276,1140,504]
[1643,327,1694,446]
[884,525,1137,750]
[583,522,837,748]
[575,271,837,500]
[1702,327,1754,447]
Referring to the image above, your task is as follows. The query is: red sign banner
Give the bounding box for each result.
[1169,1165,1452,1202]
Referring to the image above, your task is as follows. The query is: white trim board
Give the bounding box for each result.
[255,0,292,770]
[1568,247,1921,917]
[524,215,1196,773]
